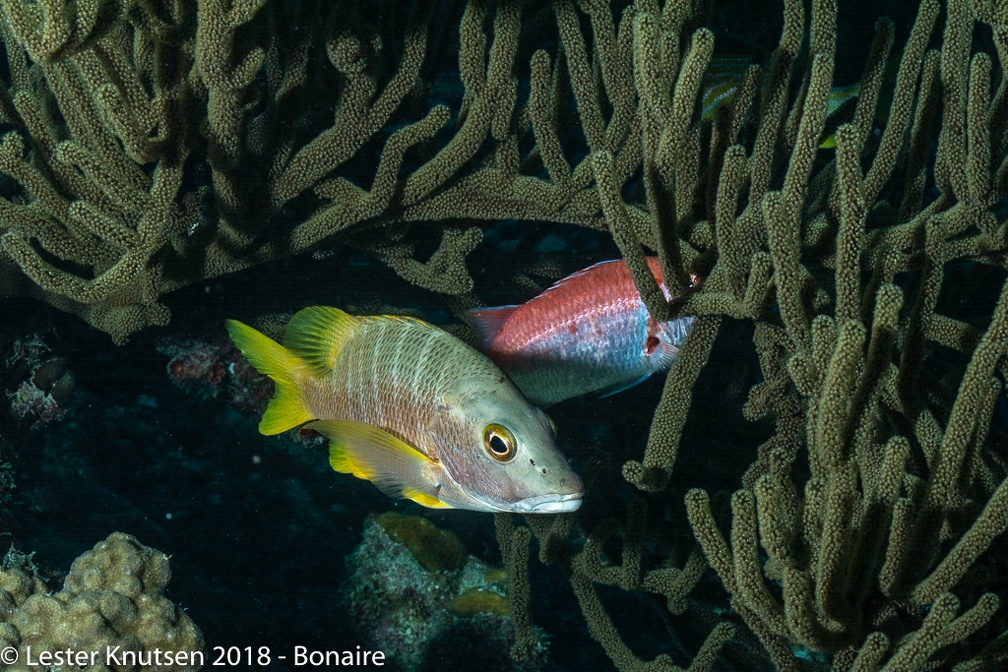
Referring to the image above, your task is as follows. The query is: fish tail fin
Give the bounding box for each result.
[650,315,694,371]
[283,306,361,376]
[464,305,517,349]
[225,319,313,435]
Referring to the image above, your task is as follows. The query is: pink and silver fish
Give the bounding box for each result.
[465,258,694,407]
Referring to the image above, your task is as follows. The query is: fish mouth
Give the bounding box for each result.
[513,492,582,513]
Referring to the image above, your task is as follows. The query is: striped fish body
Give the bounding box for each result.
[701,55,861,148]
[701,56,756,120]
[466,258,694,406]
[226,308,582,513]
[301,316,479,451]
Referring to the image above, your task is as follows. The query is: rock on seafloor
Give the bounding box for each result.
[339,513,547,672]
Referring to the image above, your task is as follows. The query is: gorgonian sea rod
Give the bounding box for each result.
[490,0,1008,670]
[0,0,1005,670]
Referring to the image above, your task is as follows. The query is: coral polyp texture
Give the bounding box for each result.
[0,0,600,343]
[1,0,1007,670]
[0,532,204,672]
[497,0,1008,668]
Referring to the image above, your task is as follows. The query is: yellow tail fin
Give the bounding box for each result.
[225,319,313,435]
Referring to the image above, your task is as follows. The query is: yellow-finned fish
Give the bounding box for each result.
[225,307,583,513]
[701,55,862,148]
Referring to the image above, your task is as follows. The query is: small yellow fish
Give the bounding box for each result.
[226,307,583,513]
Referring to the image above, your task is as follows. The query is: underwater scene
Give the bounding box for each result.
[1,0,1007,671]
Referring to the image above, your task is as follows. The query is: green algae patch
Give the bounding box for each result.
[376,512,467,572]
[449,587,510,617]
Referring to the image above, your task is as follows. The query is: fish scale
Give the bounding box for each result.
[466,258,695,406]
[312,318,461,451]
[226,307,583,513]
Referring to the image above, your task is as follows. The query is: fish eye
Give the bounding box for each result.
[483,423,516,462]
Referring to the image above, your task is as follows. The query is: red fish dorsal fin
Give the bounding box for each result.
[536,259,624,298]
[537,257,664,299]
[464,305,518,348]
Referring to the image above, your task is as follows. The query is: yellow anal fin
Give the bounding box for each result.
[404,489,451,509]
[309,419,451,509]
[225,319,312,435]
[329,445,368,478]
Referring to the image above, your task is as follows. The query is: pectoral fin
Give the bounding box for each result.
[308,419,450,509]
[596,373,652,398]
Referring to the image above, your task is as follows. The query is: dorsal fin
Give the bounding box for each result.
[283,306,361,376]
[537,259,621,297]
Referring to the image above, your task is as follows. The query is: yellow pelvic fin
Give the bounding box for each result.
[225,319,313,435]
[309,419,450,509]
[404,490,450,509]
[283,306,361,377]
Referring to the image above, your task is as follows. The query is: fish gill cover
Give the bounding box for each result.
[0,0,1006,671]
